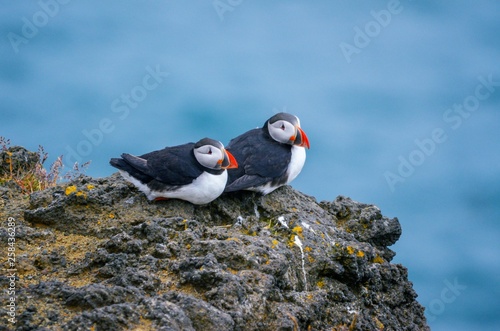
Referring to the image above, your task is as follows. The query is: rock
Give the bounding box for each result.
[0,146,39,178]
[0,164,429,330]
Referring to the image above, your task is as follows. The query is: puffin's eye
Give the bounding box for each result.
[280,123,286,130]
[208,148,212,155]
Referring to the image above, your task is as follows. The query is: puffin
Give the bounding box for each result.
[110,138,238,204]
[224,112,310,194]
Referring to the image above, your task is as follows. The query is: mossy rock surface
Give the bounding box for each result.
[0,146,39,178]
[1,171,429,330]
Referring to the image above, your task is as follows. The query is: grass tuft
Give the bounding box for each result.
[0,137,90,195]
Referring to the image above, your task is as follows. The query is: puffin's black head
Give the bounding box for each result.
[264,112,310,148]
[193,138,238,170]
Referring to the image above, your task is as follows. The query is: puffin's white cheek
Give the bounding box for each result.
[269,127,285,144]
[196,152,223,169]
[271,127,295,144]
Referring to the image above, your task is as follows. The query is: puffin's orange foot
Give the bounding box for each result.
[154,197,169,202]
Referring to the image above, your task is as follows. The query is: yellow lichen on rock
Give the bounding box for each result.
[317,279,325,288]
[374,316,385,329]
[65,185,77,195]
[292,225,303,238]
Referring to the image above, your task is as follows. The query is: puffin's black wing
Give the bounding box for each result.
[110,157,153,183]
[225,129,291,192]
[110,143,203,187]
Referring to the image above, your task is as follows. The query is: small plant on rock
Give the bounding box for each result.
[0,137,90,195]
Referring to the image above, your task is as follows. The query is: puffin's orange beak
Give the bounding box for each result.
[220,149,238,169]
[291,126,310,149]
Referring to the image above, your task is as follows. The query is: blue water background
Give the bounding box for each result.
[1,1,499,329]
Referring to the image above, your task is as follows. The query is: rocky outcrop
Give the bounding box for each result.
[0,146,39,178]
[1,170,429,330]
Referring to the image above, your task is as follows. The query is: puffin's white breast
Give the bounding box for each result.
[249,146,306,195]
[287,145,306,184]
[119,170,227,205]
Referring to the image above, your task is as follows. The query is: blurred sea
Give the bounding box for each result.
[1,1,499,330]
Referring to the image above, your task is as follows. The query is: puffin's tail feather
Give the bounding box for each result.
[109,157,126,170]
[120,153,149,173]
[110,157,153,183]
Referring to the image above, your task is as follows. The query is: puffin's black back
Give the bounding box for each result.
[225,127,292,192]
[110,143,206,188]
